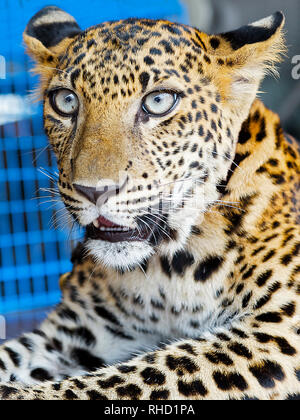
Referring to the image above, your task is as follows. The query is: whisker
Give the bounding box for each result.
[213,203,245,212]
[37,200,62,207]
[32,144,52,165]
[39,64,69,75]
[137,262,150,281]
[211,151,244,171]
[32,195,60,201]
[137,217,157,243]
[40,186,60,194]
[38,167,59,182]
[158,175,204,190]
[142,214,173,243]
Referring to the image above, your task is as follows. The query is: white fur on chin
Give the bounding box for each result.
[85,238,155,271]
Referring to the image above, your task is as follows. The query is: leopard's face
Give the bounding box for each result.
[25,8,284,270]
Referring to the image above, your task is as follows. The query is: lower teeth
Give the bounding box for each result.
[99,227,130,232]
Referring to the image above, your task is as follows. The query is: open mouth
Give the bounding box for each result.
[85,215,155,243]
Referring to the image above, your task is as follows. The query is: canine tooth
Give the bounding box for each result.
[93,219,100,228]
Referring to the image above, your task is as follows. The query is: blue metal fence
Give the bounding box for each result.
[0,0,188,314]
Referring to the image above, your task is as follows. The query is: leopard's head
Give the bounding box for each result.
[24,6,285,270]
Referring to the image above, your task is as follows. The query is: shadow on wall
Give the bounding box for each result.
[184,0,300,139]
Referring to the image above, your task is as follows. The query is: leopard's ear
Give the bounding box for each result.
[205,12,286,113]
[219,11,285,52]
[23,6,81,66]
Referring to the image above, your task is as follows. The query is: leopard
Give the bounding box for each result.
[0,6,300,400]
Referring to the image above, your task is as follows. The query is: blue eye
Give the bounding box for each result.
[142,91,179,116]
[50,89,79,116]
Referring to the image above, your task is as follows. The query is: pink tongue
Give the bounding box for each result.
[97,215,120,228]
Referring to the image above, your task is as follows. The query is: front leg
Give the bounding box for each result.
[0,268,148,386]
[0,302,144,386]
[2,318,300,400]
[0,303,105,385]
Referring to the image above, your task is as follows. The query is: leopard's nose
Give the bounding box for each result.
[73,183,119,205]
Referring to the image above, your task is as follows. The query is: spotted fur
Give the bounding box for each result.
[0,7,299,400]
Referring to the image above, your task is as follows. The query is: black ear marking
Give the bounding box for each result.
[25,6,81,48]
[220,11,284,50]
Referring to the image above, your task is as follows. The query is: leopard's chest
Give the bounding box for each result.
[85,256,240,340]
